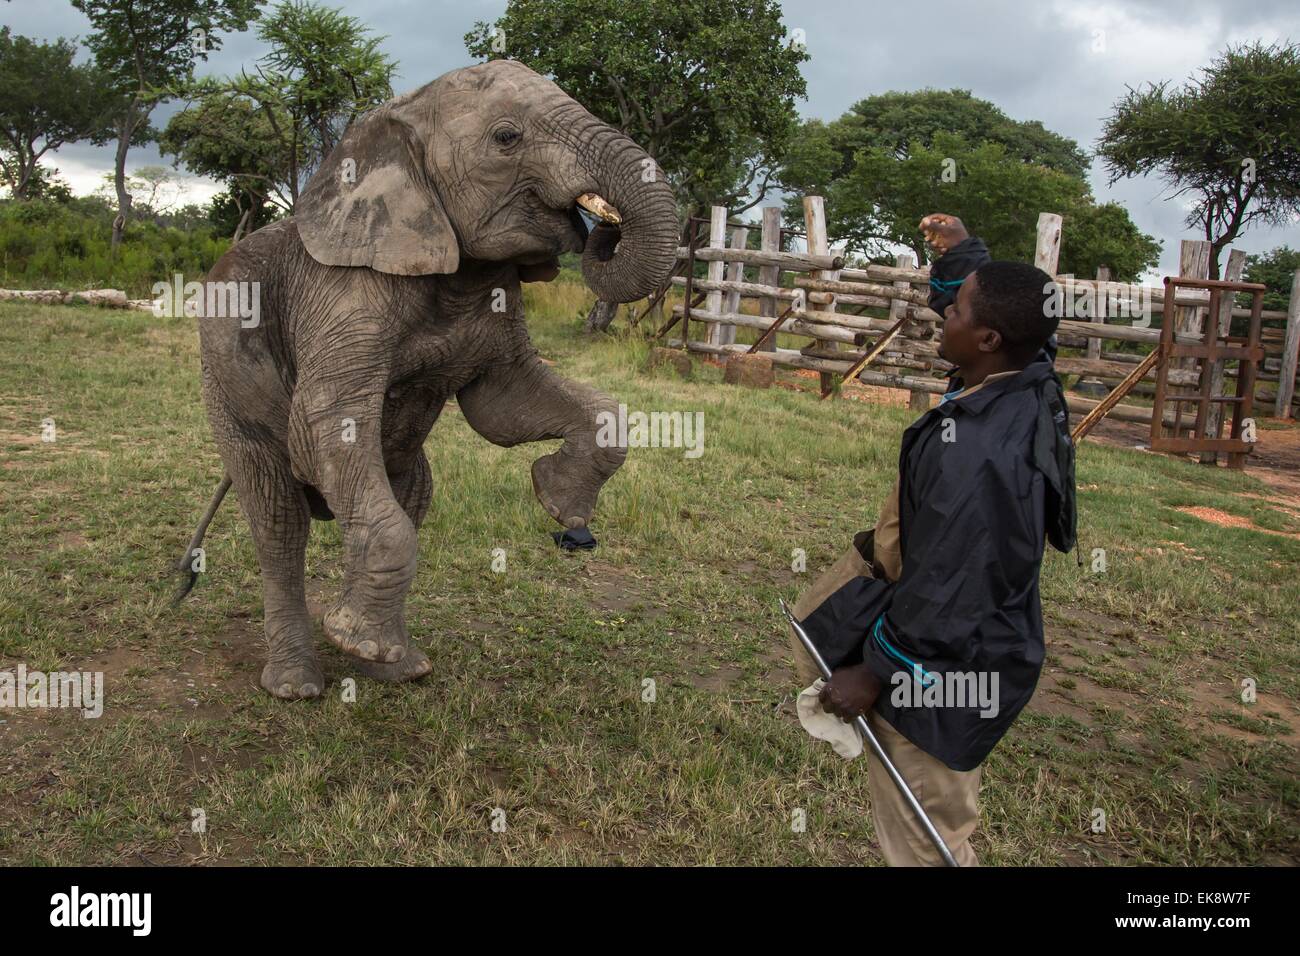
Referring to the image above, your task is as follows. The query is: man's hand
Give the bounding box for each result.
[918,214,970,255]
[819,662,883,722]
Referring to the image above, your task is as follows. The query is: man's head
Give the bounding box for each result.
[938,260,1059,373]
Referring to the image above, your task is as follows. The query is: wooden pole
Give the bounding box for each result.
[1175,240,1212,373]
[1087,266,1108,361]
[1034,213,1063,275]
[715,224,750,347]
[1200,249,1246,463]
[703,205,727,347]
[1275,268,1300,419]
[802,195,838,396]
[891,251,929,411]
[756,206,781,353]
[1072,348,1162,442]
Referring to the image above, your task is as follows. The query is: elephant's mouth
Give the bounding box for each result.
[572,193,621,263]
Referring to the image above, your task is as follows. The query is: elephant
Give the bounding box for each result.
[173,59,678,700]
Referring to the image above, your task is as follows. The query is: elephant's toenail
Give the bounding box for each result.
[384,645,406,663]
[300,684,320,697]
[356,640,379,659]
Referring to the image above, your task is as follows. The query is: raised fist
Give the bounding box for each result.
[918,214,970,255]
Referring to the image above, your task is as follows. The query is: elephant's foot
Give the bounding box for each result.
[260,659,325,700]
[531,451,602,529]
[323,602,409,663]
[353,645,432,683]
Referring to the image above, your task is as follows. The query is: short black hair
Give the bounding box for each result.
[968,260,1060,361]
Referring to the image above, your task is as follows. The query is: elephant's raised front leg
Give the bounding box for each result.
[457,356,627,529]
[288,382,413,665]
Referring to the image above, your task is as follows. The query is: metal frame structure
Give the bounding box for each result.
[1150,276,1267,469]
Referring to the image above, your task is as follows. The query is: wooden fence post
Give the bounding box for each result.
[716,224,750,347]
[1034,213,1062,275]
[1175,240,1212,373]
[1088,266,1109,361]
[890,251,928,411]
[703,205,727,347]
[1276,268,1300,419]
[1200,249,1246,463]
[802,195,838,395]
[756,206,781,353]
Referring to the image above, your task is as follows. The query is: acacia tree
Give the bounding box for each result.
[465,0,808,214]
[0,27,115,199]
[178,0,395,211]
[1099,41,1300,279]
[71,0,263,249]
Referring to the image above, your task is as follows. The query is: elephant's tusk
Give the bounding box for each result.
[576,193,622,225]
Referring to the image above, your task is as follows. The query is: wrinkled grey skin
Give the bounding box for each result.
[187,61,676,699]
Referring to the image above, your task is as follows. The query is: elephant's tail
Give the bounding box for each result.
[172,474,233,604]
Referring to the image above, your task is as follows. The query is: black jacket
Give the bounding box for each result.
[798,358,1076,771]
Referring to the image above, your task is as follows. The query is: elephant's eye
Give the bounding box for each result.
[493,127,521,147]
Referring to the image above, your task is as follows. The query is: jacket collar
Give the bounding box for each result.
[938,357,1057,417]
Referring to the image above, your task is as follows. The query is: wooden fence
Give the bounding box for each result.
[652,197,1300,437]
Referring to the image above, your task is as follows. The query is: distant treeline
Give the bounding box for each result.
[0,195,230,298]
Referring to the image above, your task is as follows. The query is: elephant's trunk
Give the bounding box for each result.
[571,121,679,304]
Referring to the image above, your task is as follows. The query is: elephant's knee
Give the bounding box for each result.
[361,503,419,578]
[587,394,628,471]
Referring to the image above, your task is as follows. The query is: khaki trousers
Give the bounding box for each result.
[865,710,982,866]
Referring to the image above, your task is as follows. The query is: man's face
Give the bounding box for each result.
[937,273,992,368]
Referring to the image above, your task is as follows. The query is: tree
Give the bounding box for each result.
[782,112,1160,280]
[1243,246,1300,312]
[0,27,115,199]
[1098,41,1300,279]
[71,0,263,249]
[160,94,294,239]
[465,0,808,214]
[793,88,1090,184]
[174,0,395,213]
[93,165,183,220]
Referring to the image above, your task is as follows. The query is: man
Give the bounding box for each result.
[813,255,1077,866]
[920,212,1058,364]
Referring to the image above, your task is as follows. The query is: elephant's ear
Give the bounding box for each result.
[296,106,459,276]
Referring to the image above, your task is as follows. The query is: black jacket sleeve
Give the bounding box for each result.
[927,236,991,315]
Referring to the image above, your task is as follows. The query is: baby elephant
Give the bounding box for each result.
[173,60,676,698]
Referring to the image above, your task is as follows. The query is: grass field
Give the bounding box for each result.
[1,281,1297,865]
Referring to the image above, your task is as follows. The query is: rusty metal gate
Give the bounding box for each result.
[1150,276,1267,469]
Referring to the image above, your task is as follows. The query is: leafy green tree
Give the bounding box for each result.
[71,0,263,248]
[0,27,115,199]
[792,128,1159,280]
[1243,246,1300,312]
[465,0,808,214]
[791,89,1090,185]
[160,94,293,238]
[178,0,395,211]
[1098,41,1300,279]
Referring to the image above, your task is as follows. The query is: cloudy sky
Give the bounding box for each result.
[5,0,1298,275]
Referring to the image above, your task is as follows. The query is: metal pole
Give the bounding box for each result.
[780,599,959,867]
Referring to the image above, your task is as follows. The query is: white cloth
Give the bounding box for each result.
[796,679,864,759]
